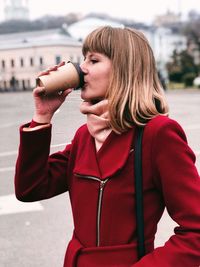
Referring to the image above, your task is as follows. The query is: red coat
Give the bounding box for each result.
[15,115,200,267]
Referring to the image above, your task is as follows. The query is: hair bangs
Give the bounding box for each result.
[82,26,113,58]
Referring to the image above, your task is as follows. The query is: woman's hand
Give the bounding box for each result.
[33,61,71,123]
[32,86,72,123]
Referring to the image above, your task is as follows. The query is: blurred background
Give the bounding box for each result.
[0,0,200,90]
[0,1,200,267]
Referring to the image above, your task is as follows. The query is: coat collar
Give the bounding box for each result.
[73,126,135,180]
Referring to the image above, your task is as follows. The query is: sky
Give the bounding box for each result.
[0,0,200,24]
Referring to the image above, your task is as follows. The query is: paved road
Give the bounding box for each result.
[0,89,199,267]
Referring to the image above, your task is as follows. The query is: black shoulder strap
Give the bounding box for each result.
[134,127,146,259]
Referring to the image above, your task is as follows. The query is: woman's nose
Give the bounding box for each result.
[80,61,88,74]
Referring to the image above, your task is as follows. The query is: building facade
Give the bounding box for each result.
[0,28,82,91]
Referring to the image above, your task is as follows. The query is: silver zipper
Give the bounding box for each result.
[75,173,109,246]
[97,179,109,246]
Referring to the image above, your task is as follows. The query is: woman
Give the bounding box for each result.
[15,26,200,266]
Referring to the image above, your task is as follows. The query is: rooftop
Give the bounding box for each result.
[0,28,81,50]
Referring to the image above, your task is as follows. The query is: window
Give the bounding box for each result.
[55,55,61,65]
[11,59,15,68]
[22,79,26,90]
[1,60,5,69]
[30,57,34,66]
[20,58,24,67]
[39,57,43,66]
[69,55,73,62]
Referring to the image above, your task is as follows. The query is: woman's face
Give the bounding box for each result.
[80,52,112,102]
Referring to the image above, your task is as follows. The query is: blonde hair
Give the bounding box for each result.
[82,26,169,133]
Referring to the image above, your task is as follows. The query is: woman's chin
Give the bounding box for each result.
[81,93,102,103]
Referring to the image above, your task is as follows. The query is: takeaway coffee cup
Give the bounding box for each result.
[36,61,84,94]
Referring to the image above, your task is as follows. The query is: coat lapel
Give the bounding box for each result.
[73,129,101,178]
[73,125,135,180]
[97,128,135,179]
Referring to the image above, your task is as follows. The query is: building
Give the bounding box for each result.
[67,17,124,41]
[0,28,82,91]
[4,0,30,21]
[153,10,181,27]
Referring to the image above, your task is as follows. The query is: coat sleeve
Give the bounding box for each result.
[133,118,200,267]
[15,123,72,202]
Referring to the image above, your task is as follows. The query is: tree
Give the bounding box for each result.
[182,11,200,61]
[166,49,198,85]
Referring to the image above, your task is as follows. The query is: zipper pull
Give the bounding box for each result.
[100,180,106,190]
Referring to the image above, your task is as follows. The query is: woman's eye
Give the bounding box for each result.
[91,59,98,64]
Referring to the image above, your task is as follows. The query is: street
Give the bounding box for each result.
[0,89,200,267]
